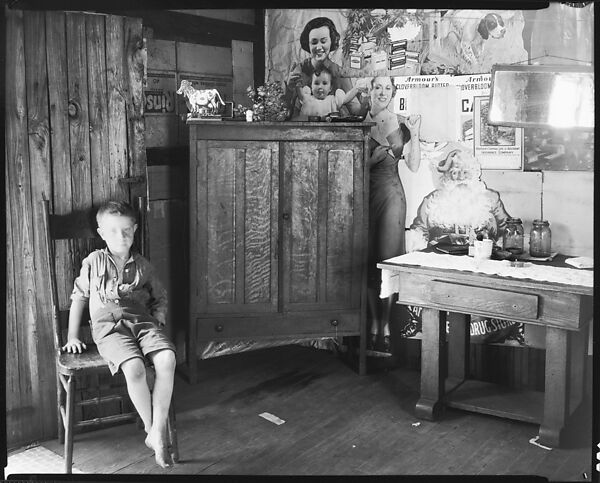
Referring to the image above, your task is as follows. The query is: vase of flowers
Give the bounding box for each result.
[235,82,289,121]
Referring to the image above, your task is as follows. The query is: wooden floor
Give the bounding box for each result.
[37,345,592,479]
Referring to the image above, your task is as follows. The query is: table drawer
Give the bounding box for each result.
[430,281,539,320]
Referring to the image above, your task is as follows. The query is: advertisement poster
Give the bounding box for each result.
[392,75,457,142]
[265,9,528,83]
[452,74,492,150]
[144,71,177,115]
[473,96,523,169]
[176,73,233,117]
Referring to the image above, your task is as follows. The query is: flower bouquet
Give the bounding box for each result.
[234,82,289,121]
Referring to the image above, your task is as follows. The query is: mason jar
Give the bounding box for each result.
[503,217,524,255]
[529,219,552,257]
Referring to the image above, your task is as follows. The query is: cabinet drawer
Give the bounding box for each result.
[430,281,538,320]
[195,311,360,341]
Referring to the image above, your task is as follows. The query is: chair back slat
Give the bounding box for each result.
[49,210,98,240]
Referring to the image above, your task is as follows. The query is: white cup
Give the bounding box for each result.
[473,239,493,260]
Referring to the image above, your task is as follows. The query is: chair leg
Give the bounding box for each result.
[57,372,65,444]
[64,375,76,474]
[167,398,179,463]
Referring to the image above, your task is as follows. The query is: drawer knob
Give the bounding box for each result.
[330,319,339,327]
[215,324,223,332]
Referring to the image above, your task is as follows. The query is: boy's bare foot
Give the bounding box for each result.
[144,433,174,468]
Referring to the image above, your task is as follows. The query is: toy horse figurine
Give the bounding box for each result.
[176,80,225,117]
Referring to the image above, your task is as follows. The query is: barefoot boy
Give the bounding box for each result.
[64,200,176,468]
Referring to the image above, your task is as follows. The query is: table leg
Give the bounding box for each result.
[539,325,588,447]
[447,312,470,383]
[415,307,445,420]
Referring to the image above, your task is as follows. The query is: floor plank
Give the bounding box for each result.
[36,345,592,479]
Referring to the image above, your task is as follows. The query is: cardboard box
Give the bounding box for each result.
[350,53,364,70]
[389,39,407,55]
[372,51,388,70]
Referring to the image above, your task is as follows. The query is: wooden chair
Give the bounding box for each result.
[42,197,179,473]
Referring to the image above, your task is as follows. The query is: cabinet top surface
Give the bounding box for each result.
[186,120,375,128]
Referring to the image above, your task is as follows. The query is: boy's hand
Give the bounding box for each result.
[62,338,87,354]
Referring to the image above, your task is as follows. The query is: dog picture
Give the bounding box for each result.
[477,13,506,40]
[438,10,510,71]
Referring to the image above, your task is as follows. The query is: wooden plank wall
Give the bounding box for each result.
[5,9,145,449]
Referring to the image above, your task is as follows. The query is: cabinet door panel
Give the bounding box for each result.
[282,141,363,310]
[326,149,356,303]
[206,147,236,304]
[288,148,319,303]
[193,140,279,314]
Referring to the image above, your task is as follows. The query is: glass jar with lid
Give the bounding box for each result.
[503,217,524,255]
[529,219,552,257]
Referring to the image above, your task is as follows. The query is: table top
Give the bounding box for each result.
[378,250,593,297]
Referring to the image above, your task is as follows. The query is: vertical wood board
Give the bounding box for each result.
[5,162,23,445]
[24,10,56,438]
[106,15,129,201]
[45,11,72,213]
[66,12,92,211]
[46,11,77,306]
[5,8,38,444]
[86,14,111,205]
[124,16,147,201]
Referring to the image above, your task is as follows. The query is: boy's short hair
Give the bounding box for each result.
[96,200,137,225]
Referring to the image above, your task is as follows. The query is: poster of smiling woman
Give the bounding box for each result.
[265,9,528,83]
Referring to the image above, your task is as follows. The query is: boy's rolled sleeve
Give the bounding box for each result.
[71,256,91,303]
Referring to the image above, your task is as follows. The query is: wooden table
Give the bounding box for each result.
[378,252,593,447]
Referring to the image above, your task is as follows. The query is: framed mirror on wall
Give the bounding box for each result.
[488,64,594,129]
[488,64,594,171]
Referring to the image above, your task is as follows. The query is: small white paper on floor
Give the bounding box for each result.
[529,436,552,450]
[259,412,285,425]
[412,422,421,427]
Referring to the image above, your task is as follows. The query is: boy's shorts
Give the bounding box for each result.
[95,318,176,375]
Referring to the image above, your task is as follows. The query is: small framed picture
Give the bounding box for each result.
[473,96,523,170]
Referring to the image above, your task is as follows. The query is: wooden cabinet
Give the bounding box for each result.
[185,121,372,382]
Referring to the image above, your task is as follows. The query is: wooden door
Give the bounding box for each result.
[5,8,146,448]
[191,140,280,317]
[281,141,365,312]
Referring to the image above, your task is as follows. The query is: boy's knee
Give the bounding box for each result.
[153,349,176,372]
[121,357,147,381]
